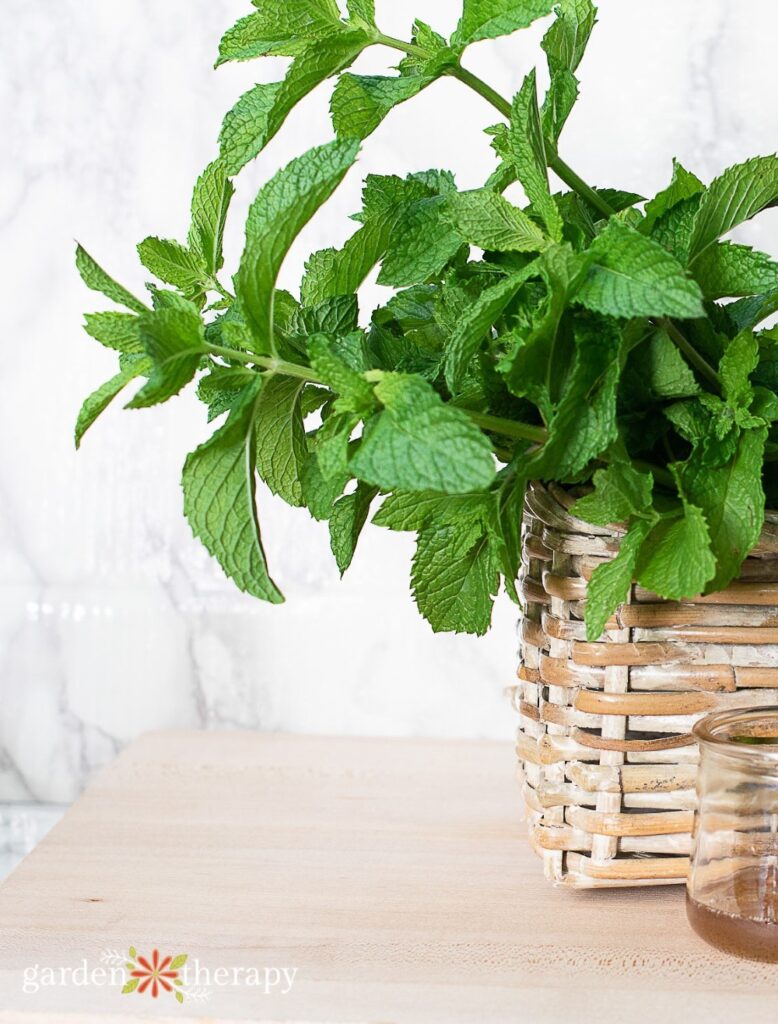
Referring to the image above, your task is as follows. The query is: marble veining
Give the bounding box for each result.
[1,0,777,807]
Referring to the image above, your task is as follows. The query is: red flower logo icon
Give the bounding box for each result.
[122,947,187,1004]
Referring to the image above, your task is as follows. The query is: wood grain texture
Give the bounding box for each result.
[1,731,778,1023]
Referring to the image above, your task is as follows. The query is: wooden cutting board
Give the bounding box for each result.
[0,731,775,1023]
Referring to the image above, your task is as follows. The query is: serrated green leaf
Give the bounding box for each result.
[500,71,562,240]
[197,365,256,422]
[720,332,759,410]
[526,316,622,478]
[329,482,378,573]
[499,243,589,419]
[348,0,376,27]
[75,244,148,314]
[541,68,578,144]
[216,13,303,65]
[331,73,433,141]
[126,304,205,408]
[585,517,653,640]
[182,380,283,602]
[219,33,368,175]
[137,237,207,291]
[236,139,359,356]
[188,160,234,278]
[75,356,151,448]
[301,215,394,305]
[635,329,702,399]
[641,160,704,234]
[377,196,463,287]
[215,3,343,66]
[301,448,350,520]
[692,242,778,300]
[541,0,596,73]
[679,426,767,593]
[308,335,375,414]
[83,312,144,354]
[445,190,549,253]
[572,463,654,526]
[411,524,500,635]
[219,82,283,177]
[254,376,308,506]
[351,374,495,493]
[689,155,778,262]
[636,499,716,599]
[445,265,538,391]
[577,218,704,319]
[453,0,556,47]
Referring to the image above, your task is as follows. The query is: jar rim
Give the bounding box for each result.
[694,706,778,761]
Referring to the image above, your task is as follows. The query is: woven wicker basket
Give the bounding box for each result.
[514,480,778,888]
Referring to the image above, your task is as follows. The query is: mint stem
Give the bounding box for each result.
[659,318,721,388]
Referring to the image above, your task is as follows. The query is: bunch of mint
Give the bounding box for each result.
[75,0,778,642]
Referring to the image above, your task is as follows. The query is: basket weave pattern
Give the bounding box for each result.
[514,481,778,888]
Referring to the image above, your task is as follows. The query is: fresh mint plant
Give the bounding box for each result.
[76,0,778,641]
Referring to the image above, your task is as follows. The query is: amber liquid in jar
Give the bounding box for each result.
[687,865,778,961]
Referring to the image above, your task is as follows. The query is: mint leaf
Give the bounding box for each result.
[636,499,716,599]
[215,13,305,66]
[301,215,394,304]
[219,31,368,175]
[572,463,654,526]
[188,160,234,278]
[453,0,556,47]
[692,242,778,300]
[83,312,144,354]
[721,331,759,410]
[539,0,595,142]
[75,355,151,448]
[347,0,376,27]
[641,160,704,233]
[585,517,653,640]
[444,265,538,391]
[634,329,701,399]
[351,374,495,493]
[236,139,359,355]
[196,366,256,422]
[182,381,283,603]
[137,237,207,292]
[412,523,500,635]
[541,0,596,73]
[126,304,205,408]
[689,155,778,261]
[577,218,704,319]
[254,376,308,506]
[329,482,378,573]
[308,335,375,414]
[445,190,549,253]
[75,244,147,314]
[526,317,622,478]
[377,196,463,287]
[500,71,563,240]
[499,244,588,419]
[215,2,344,66]
[679,426,767,592]
[219,82,283,177]
[331,74,433,141]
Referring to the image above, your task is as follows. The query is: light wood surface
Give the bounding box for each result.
[0,731,778,1023]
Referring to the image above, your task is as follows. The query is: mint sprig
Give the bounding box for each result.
[76,0,778,640]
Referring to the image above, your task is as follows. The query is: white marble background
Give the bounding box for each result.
[1,0,777,807]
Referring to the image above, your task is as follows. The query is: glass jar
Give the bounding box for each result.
[687,707,778,961]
